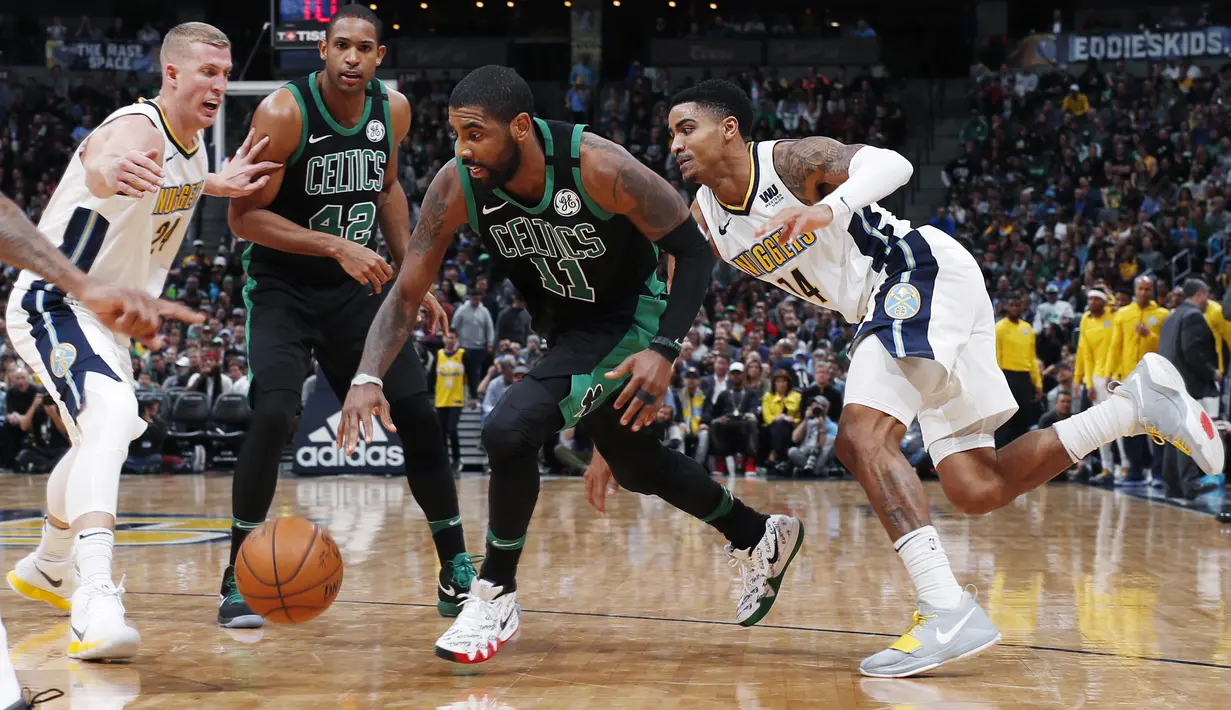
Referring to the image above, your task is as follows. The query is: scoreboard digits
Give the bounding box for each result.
[274,0,337,48]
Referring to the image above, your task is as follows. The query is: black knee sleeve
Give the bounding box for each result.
[233,389,300,522]
[604,443,669,496]
[482,406,545,468]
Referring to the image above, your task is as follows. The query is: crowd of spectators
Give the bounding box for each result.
[955,52,1231,489]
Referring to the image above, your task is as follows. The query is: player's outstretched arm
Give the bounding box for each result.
[579,132,713,430]
[0,192,202,342]
[337,164,467,453]
[376,89,413,271]
[757,137,914,242]
[79,115,165,200]
[228,88,392,292]
[204,127,280,198]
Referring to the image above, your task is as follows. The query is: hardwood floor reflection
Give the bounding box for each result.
[1,474,1228,708]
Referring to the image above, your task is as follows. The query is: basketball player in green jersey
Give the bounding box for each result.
[220,4,474,628]
[337,65,804,664]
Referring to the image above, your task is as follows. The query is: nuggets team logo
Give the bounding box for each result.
[49,343,77,379]
[553,189,582,217]
[884,283,922,320]
[0,511,233,547]
[365,119,385,143]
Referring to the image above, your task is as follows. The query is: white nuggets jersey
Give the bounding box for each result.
[15,98,209,301]
[696,140,915,324]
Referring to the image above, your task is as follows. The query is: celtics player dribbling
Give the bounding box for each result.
[338,65,804,663]
[220,5,474,627]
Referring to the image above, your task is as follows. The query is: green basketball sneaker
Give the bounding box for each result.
[437,552,480,617]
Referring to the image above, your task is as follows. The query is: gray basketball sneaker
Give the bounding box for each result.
[1112,353,1225,475]
[860,590,1001,678]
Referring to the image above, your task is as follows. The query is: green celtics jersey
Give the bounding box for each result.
[249,72,394,284]
[457,118,662,342]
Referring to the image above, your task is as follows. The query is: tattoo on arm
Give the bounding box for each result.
[582,132,688,239]
[0,194,83,291]
[408,173,451,257]
[776,137,866,203]
[613,162,688,236]
[357,285,418,379]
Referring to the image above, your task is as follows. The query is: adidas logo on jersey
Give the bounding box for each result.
[295,411,404,468]
[759,184,784,208]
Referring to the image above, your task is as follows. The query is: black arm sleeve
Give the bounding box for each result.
[649,218,713,360]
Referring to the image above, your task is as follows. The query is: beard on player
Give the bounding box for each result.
[318,16,385,96]
[459,130,523,191]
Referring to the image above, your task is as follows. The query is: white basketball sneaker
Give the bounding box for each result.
[67,575,140,661]
[727,514,805,626]
[7,553,74,611]
[1113,353,1225,475]
[433,579,520,664]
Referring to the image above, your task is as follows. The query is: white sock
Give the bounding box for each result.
[35,518,73,563]
[895,526,963,610]
[75,528,115,588]
[1053,396,1137,462]
[0,616,20,707]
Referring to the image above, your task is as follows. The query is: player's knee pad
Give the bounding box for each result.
[80,373,144,442]
[63,374,136,521]
[249,389,301,438]
[481,406,541,466]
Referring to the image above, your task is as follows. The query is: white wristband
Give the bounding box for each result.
[350,374,384,389]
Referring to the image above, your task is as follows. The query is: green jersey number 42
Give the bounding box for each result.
[309,201,376,244]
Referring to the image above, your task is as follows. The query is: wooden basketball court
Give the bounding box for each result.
[1,473,1228,708]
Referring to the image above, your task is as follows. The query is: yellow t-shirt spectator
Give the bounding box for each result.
[1062,90,1089,116]
[996,317,1042,390]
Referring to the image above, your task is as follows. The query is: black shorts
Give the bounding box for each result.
[243,272,427,404]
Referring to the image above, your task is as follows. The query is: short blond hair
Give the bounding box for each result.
[161,22,230,66]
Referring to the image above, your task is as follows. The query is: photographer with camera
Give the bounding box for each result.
[788,396,838,477]
[14,385,71,473]
[123,399,169,475]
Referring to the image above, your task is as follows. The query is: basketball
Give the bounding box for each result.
[235,516,344,624]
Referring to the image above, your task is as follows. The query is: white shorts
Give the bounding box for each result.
[6,284,138,441]
[845,225,1018,464]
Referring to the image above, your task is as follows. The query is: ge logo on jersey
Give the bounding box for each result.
[884,283,922,320]
[50,343,77,379]
[554,189,582,217]
[365,119,385,143]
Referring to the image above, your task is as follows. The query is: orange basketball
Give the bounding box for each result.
[235,516,344,624]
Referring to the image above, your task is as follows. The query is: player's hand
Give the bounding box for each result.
[606,349,673,431]
[334,240,394,293]
[207,128,281,198]
[76,281,204,347]
[105,148,163,198]
[755,204,835,247]
[1135,323,1151,338]
[421,291,450,336]
[337,382,395,454]
[584,450,620,515]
